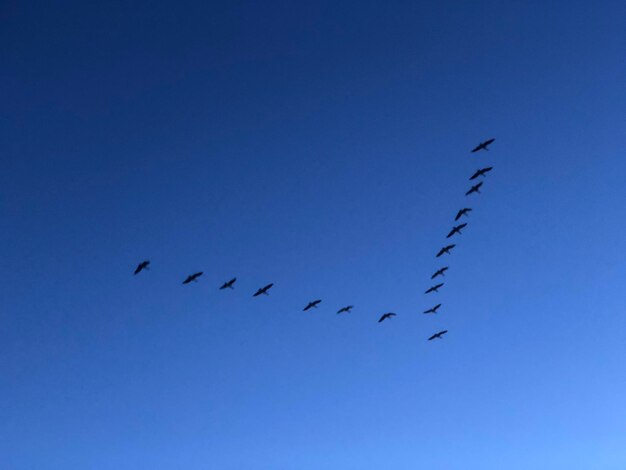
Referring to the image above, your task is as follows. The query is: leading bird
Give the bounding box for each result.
[134,260,150,275]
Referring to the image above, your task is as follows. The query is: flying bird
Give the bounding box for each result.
[455,208,472,221]
[253,283,274,297]
[465,182,483,196]
[423,304,441,314]
[431,267,448,279]
[303,299,322,311]
[337,305,354,314]
[182,272,203,284]
[134,260,150,275]
[428,330,448,341]
[378,312,396,323]
[446,223,468,238]
[220,277,237,290]
[436,244,456,257]
[470,167,493,180]
[471,138,495,153]
[425,283,444,294]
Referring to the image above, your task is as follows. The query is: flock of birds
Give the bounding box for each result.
[133,137,496,342]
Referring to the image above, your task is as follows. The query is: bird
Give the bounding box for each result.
[428,330,448,341]
[253,283,274,297]
[182,272,203,284]
[436,244,456,257]
[378,312,396,323]
[446,223,468,238]
[134,260,150,275]
[423,304,441,314]
[455,208,472,221]
[471,138,495,152]
[465,182,483,196]
[431,267,448,279]
[219,277,237,290]
[303,299,322,311]
[337,305,354,314]
[469,167,493,180]
[425,283,444,294]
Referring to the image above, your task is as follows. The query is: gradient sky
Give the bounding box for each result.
[1,1,625,468]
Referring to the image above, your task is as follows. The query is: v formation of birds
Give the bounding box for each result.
[134,138,496,342]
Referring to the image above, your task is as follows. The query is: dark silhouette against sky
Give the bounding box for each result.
[1,1,625,468]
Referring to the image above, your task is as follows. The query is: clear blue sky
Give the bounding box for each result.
[1,1,625,468]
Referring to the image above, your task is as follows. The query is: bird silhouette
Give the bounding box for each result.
[436,244,456,257]
[378,312,396,323]
[337,305,353,314]
[431,267,448,279]
[220,277,237,290]
[465,182,483,196]
[303,299,322,311]
[455,208,472,221]
[134,260,150,275]
[183,272,203,284]
[428,330,448,340]
[423,304,441,314]
[446,223,468,238]
[425,283,444,294]
[253,283,274,297]
[471,138,495,152]
[469,167,493,180]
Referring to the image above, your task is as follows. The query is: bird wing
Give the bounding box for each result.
[446,229,455,238]
[455,210,462,220]
[485,138,495,145]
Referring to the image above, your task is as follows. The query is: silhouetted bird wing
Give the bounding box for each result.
[470,170,482,180]
[378,312,396,322]
[428,329,448,340]
[134,261,149,275]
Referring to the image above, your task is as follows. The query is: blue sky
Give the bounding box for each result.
[1,1,625,468]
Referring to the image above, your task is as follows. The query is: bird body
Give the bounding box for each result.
[446,223,468,238]
[425,283,444,294]
[303,299,322,311]
[469,166,493,180]
[465,182,483,196]
[471,138,495,152]
[378,312,396,323]
[220,277,237,290]
[423,304,441,314]
[436,244,456,257]
[253,283,274,297]
[183,272,203,284]
[337,305,353,314]
[134,260,150,275]
[431,267,448,279]
[428,330,448,340]
[455,208,472,221]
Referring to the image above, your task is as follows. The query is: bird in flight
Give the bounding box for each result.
[253,283,274,297]
[183,272,203,284]
[337,305,353,314]
[220,277,237,290]
[303,299,322,311]
[425,283,444,294]
[446,223,468,238]
[455,208,472,221]
[423,304,441,314]
[471,138,495,153]
[470,167,493,180]
[428,330,448,341]
[436,244,456,257]
[465,182,483,196]
[134,260,150,275]
[431,267,448,279]
[378,312,396,323]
